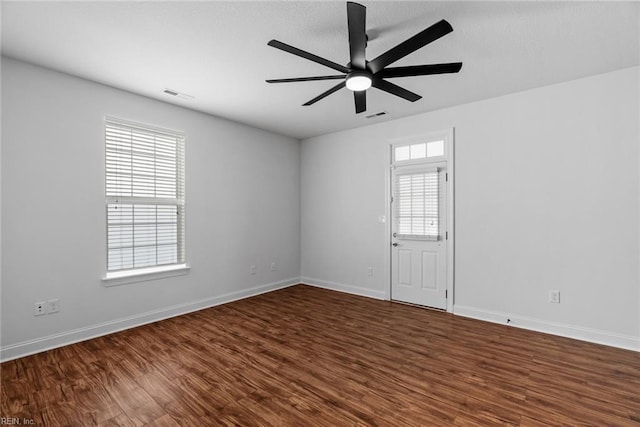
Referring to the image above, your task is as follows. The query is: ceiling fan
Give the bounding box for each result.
[266,2,463,114]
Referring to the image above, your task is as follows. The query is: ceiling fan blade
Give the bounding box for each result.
[379,62,463,78]
[373,78,422,102]
[368,20,453,74]
[354,90,366,113]
[266,75,345,83]
[347,2,367,70]
[268,40,350,74]
[303,81,346,106]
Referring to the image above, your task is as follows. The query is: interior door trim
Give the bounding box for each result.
[385,128,455,313]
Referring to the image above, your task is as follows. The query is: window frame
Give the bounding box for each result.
[390,131,452,243]
[102,117,188,284]
[394,167,441,241]
[392,137,447,166]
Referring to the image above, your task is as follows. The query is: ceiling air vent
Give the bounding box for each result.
[365,111,387,119]
[163,89,195,100]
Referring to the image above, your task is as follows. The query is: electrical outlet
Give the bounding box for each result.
[34,302,46,316]
[250,265,256,275]
[549,290,560,303]
[47,299,60,314]
[270,262,277,272]
[367,267,374,276]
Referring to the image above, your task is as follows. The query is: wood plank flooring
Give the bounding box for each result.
[2,284,639,426]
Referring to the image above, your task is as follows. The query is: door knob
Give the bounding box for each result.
[392,243,398,247]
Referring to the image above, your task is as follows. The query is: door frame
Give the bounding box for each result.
[384,128,455,312]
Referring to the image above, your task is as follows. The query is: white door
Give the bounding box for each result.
[391,163,447,309]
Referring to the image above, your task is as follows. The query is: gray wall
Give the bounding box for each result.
[1,57,301,359]
[2,57,638,358]
[301,66,639,350]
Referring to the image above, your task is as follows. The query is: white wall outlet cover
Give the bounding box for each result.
[47,299,60,314]
[34,302,46,316]
[378,215,386,223]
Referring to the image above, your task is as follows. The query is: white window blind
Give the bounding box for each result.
[105,117,185,272]
[395,169,439,240]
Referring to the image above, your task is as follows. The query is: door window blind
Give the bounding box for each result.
[105,117,185,272]
[395,169,439,240]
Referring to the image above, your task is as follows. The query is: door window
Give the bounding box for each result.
[395,169,439,240]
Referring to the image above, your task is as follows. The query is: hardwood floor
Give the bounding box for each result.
[2,284,639,426]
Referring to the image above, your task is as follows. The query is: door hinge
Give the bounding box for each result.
[445,290,448,299]
[390,196,394,203]
[445,172,448,182]
[446,231,448,240]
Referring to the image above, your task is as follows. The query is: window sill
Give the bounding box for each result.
[102,264,190,287]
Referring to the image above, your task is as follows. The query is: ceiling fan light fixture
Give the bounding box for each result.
[345,71,372,91]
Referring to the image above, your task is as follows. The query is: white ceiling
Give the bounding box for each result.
[2,1,638,140]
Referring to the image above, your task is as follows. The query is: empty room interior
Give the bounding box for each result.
[1,1,639,425]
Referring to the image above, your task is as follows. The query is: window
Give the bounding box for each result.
[105,117,185,274]
[395,169,439,240]
[394,140,444,162]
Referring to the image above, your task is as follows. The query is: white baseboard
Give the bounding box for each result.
[454,305,640,352]
[5,279,635,361]
[300,277,386,300]
[0,278,300,362]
